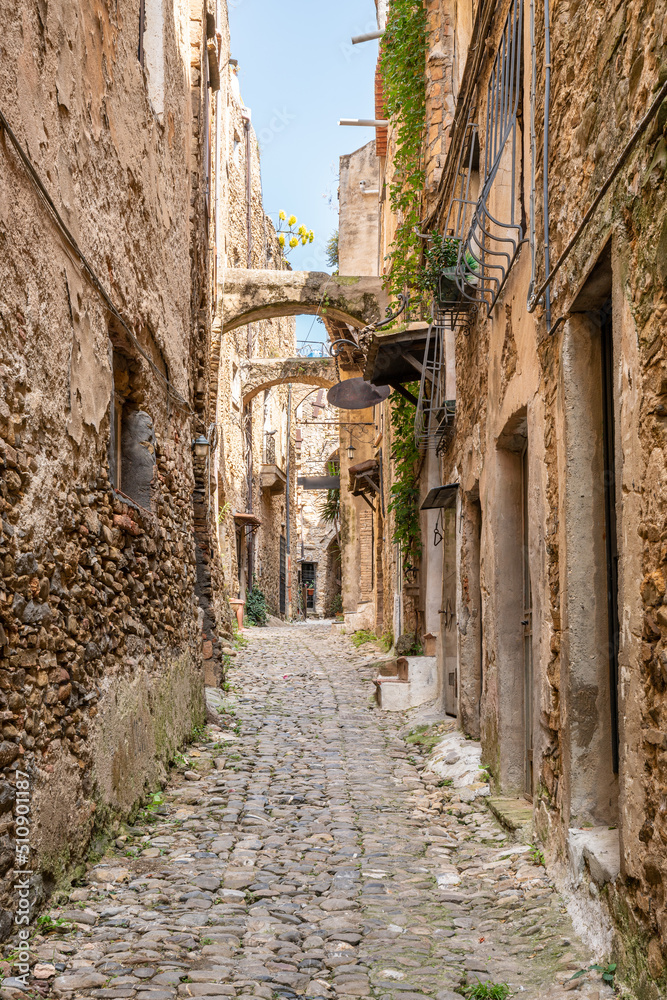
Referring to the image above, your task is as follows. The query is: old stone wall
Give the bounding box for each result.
[418,0,667,989]
[211,64,298,626]
[295,393,340,618]
[364,0,667,986]
[0,0,213,934]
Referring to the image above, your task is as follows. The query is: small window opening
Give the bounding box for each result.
[109,350,156,509]
[302,562,317,610]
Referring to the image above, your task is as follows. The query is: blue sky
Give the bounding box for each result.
[228,0,379,345]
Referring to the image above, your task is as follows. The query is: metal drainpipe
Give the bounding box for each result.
[242,111,254,582]
[285,384,292,618]
[527,0,537,306]
[244,115,253,267]
[543,0,552,331]
[246,408,253,584]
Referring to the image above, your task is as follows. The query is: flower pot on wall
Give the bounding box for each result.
[437,269,461,305]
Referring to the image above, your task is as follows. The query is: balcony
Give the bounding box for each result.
[363,321,432,406]
[413,308,464,454]
[261,431,286,494]
[442,0,525,314]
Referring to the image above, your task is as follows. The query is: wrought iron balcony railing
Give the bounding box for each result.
[442,0,525,314]
[264,431,276,466]
[414,306,470,453]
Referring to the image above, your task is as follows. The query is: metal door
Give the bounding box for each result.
[302,562,316,610]
[442,507,458,716]
[279,536,286,616]
[522,446,534,798]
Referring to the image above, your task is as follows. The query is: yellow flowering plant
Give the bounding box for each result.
[274,211,315,257]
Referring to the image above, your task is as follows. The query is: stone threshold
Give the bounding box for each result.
[486,796,534,838]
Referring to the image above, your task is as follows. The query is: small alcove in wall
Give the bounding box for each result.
[108,347,157,510]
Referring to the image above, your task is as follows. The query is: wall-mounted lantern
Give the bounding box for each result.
[347,444,356,462]
[192,434,210,459]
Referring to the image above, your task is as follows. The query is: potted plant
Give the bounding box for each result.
[421,233,479,305]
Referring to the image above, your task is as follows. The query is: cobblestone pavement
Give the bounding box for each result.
[7,625,617,1000]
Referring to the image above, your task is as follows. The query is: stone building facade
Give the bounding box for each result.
[294,391,341,619]
[0,0,220,935]
[208,60,298,629]
[352,0,667,990]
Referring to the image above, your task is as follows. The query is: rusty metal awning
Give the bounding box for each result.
[363,322,432,388]
[348,459,381,510]
[233,512,262,528]
[297,476,341,490]
[420,483,459,510]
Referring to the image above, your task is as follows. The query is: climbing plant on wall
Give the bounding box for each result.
[380,0,428,300]
[388,387,422,574]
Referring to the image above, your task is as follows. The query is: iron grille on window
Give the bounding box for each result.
[414,307,470,453]
[443,0,525,314]
[264,431,276,465]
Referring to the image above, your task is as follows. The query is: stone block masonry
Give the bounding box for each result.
[0,394,205,932]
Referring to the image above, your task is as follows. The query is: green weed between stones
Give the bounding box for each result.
[406,722,448,753]
[459,983,512,1000]
[568,962,617,985]
[351,629,378,648]
[36,914,72,934]
[529,844,546,866]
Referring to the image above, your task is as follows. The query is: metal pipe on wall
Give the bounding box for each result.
[527,0,537,307]
[543,0,552,331]
[285,384,292,617]
[243,113,253,267]
[243,109,254,579]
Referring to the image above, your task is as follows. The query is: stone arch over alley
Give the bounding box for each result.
[240,357,336,406]
[220,268,389,334]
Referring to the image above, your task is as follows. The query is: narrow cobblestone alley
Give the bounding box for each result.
[17,626,617,1000]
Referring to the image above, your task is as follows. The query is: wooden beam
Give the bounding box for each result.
[388,381,418,406]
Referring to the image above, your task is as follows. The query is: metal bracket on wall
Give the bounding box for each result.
[439,599,455,630]
[433,508,444,547]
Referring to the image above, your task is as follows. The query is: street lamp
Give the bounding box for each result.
[192,434,210,459]
[347,444,356,462]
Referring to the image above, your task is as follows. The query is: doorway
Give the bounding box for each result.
[442,505,458,716]
[521,445,534,798]
[563,249,619,825]
[302,561,316,611]
[459,494,483,737]
[376,509,384,632]
[279,535,286,616]
[495,408,530,794]
[600,302,620,774]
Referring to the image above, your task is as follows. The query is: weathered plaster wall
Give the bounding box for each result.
[0,0,214,933]
[339,142,380,278]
